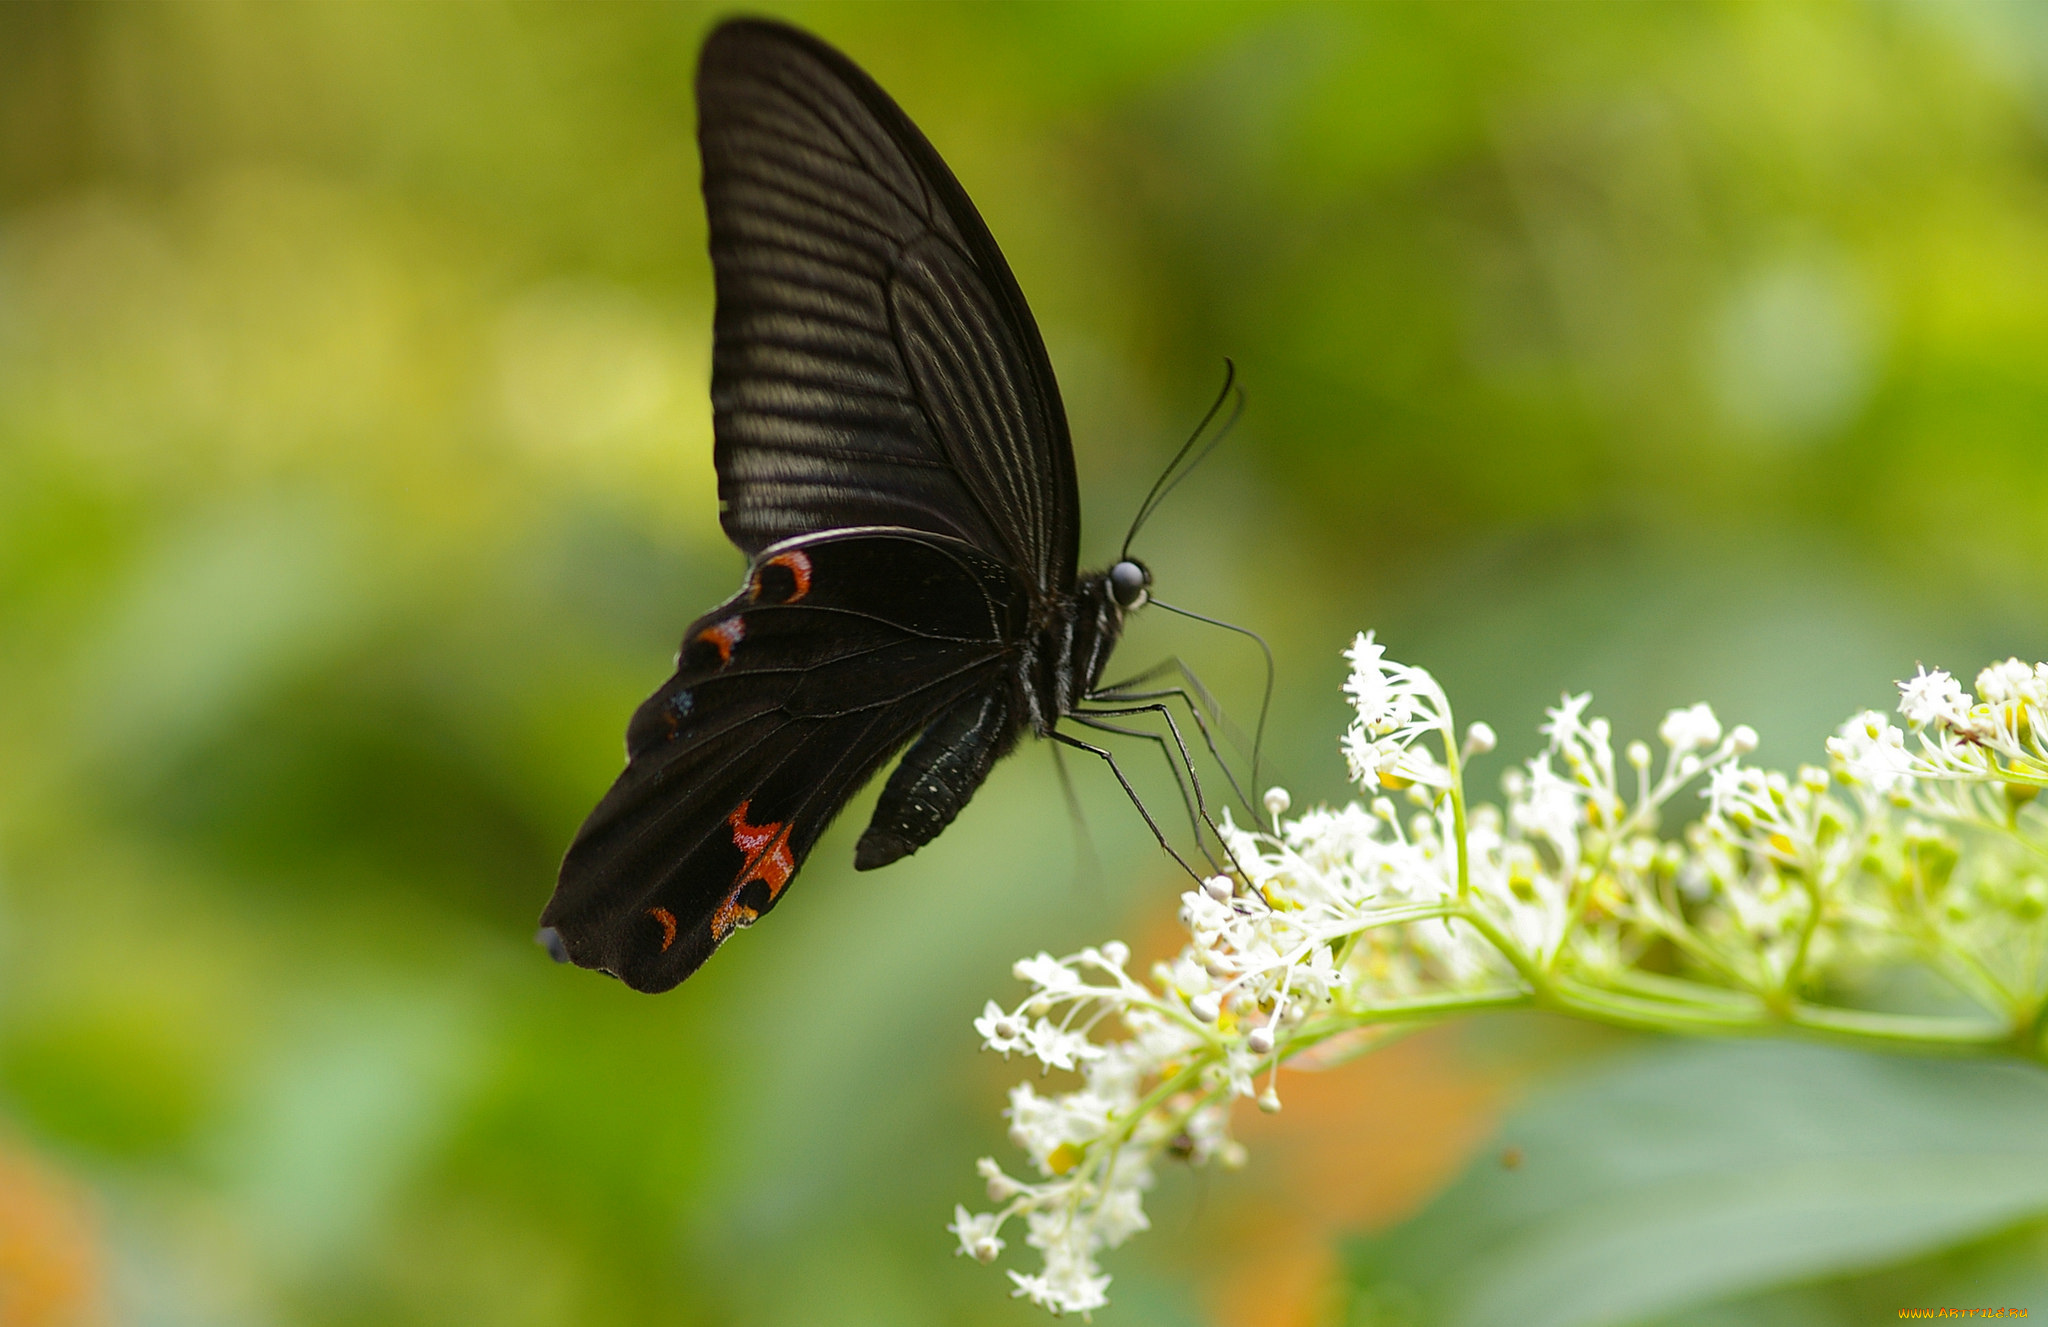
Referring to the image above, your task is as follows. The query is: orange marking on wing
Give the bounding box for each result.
[710,893,757,942]
[649,906,678,953]
[761,550,813,602]
[728,800,796,897]
[696,617,745,665]
[711,799,797,942]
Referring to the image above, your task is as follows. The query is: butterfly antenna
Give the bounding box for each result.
[1148,598,1274,799]
[1122,359,1240,561]
[1133,388,1242,550]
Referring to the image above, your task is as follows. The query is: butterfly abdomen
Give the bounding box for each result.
[855,690,1019,869]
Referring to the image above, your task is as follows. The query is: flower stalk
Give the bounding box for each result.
[952,637,2048,1316]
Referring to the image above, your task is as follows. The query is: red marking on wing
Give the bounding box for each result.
[649,906,679,952]
[696,617,745,665]
[711,799,797,941]
[759,549,813,602]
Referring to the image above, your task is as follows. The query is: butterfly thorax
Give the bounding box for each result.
[1017,572,1131,736]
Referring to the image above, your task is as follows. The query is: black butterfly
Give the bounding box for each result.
[540,18,1224,993]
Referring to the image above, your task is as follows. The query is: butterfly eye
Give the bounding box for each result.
[1109,559,1150,610]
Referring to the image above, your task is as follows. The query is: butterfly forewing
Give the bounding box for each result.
[698,19,1079,594]
[544,20,1119,993]
[543,531,1025,991]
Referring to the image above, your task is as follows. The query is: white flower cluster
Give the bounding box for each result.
[955,636,2048,1316]
[948,942,1212,1316]
[1830,658,2048,796]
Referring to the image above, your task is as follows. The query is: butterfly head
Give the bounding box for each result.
[1109,558,1151,611]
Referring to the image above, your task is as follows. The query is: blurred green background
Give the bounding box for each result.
[5,2,2048,1324]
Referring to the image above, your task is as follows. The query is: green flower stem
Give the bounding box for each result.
[1268,967,2041,1071]
[1436,706,1473,904]
[1602,966,1761,1009]
[1446,901,1549,993]
[1549,858,1608,976]
[1322,988,1533,1027]
[1778,850,1834,1004]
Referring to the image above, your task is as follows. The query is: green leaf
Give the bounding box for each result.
[1348,1038,2048,1327]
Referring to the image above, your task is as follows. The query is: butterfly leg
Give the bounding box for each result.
[1090,656,1261,819]
[1068,713,1224,874]
[1051,731,1207,884]
[1087,683,1256,821]
[1048,740,1102,888]
[1072,703,1246,880]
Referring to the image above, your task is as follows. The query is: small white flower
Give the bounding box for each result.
[975,1000,1028,1055]
[1089,1172,1152,1247]
[1008,1269,1086,1315]
[1976,658,2038,707]
[978,1157,1025,1202]
[1013,952,1082,994]
[1513,756,1581,855]
[1659,702,1723,753]
[1023,1018,1104,1072]
[1544,691,1594,743]
[950,1206,1005,1263]
[1827,710,1914,793]
[1343,632,1395,728]
[1898,667,1971,729]
[1006,1082,1113,1165]
[1705,761,1753,818]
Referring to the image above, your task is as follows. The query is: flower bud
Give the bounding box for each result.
[1730,725,1759,755]
[1256,1087,1282,1113]
[1099,939,1130,968]
[1626,740,1651,770]
[1204,874,1234,903]
[1247,1026,1275,1055]
[1264,786,1291,819]
[1463,721,1497,756]
[1190,993,1221,1023]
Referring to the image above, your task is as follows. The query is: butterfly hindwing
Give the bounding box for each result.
[542,530,1025,992]
[697,18,1081,594]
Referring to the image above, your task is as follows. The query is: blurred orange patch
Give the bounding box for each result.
[1127,889,1507,1326]
[0,1143,107,1327]
[1204,1027,1505,1327]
